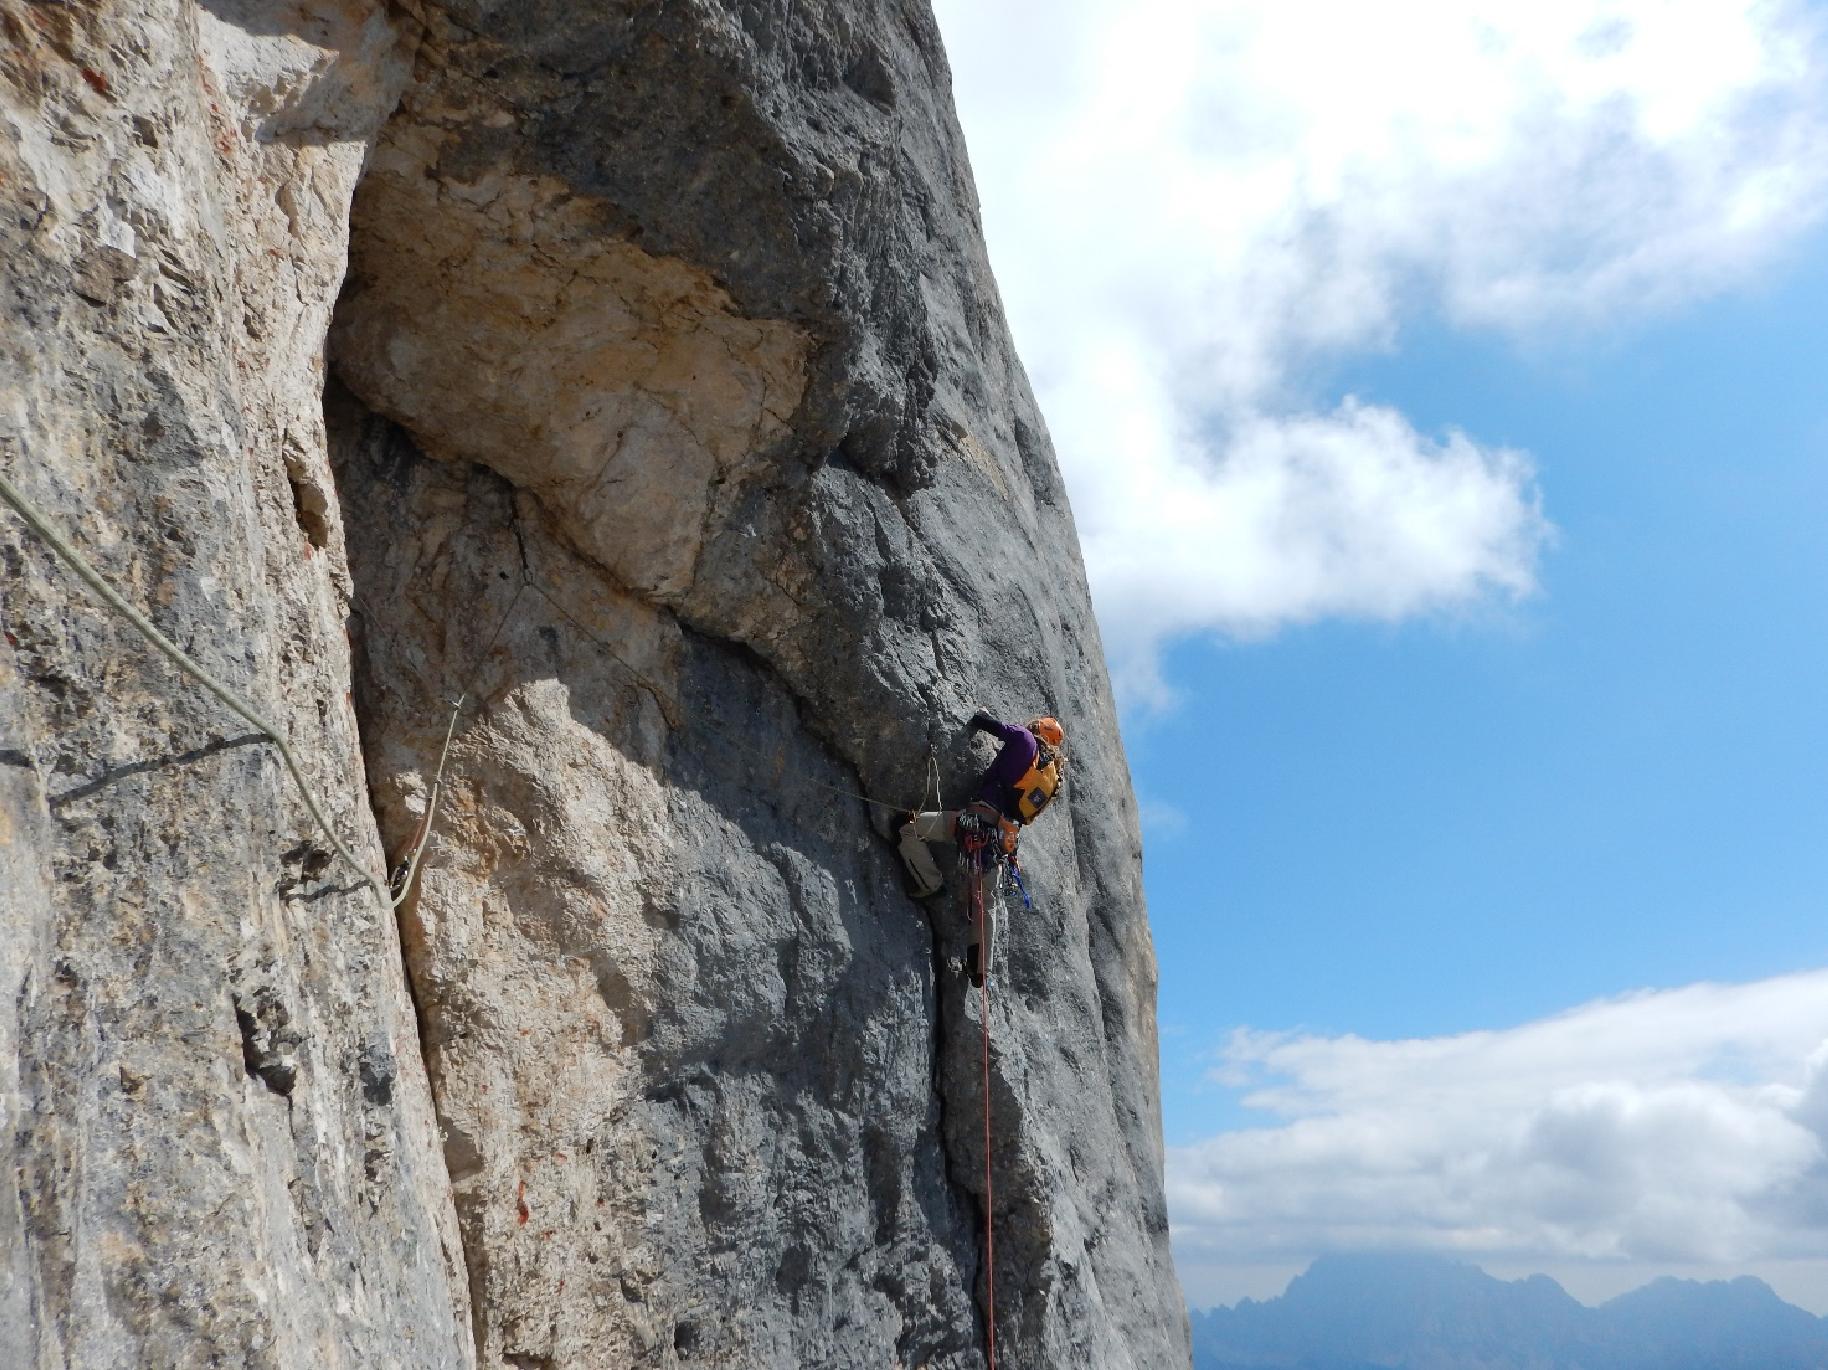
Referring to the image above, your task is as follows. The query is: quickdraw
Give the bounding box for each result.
[1005,860,1033,911]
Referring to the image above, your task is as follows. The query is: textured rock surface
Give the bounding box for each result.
[0,2,470,1367]
[3,1,1189,1367]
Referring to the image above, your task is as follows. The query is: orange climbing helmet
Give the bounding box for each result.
[1028,716,1065,748]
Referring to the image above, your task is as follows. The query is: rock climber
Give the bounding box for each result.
[898,710,1066,985]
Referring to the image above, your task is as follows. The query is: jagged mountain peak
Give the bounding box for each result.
[1192,1255,1828,1370]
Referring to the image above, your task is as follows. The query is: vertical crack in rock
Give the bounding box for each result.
[331,390,982,1365]
[325,2,1188,1367]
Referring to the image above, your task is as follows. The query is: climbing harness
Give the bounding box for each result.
[958,803,1018,856]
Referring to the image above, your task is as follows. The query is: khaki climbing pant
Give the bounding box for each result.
[897,808,996,960]
[898,809,959,897]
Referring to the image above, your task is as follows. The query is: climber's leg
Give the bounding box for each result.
[965,866,994,987]
[898,809,956,898]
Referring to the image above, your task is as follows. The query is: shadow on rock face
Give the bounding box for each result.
[329,392,981,1367]
[308,1,1188,1364]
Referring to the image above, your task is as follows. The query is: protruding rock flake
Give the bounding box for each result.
[2,2,1190,1368]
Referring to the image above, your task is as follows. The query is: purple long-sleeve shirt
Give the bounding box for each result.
[972,715,1039,818]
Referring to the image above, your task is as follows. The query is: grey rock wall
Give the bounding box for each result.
[0,2,469,1367]
[3,1,1190,1367]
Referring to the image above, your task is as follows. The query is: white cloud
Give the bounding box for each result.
[934,0,1828,693]
[1138,795,1190,839]
[1168,971,1828,1277]
[1078,397,1548,703]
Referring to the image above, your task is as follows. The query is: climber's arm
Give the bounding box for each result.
[968,709,1016,742]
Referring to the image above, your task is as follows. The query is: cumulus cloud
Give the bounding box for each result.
[1168,972,1828,1273]
[1077,397,1548,700]
[933,0,1828,693]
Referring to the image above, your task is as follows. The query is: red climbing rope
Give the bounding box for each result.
[971,866,998,1370]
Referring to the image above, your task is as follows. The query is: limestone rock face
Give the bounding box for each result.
[3,1,1190,1367]
[0,3,468,1368]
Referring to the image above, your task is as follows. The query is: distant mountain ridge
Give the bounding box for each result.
[1190,1253,1828,1370]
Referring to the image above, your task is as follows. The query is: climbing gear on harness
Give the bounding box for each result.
[958,804,1000,990]
[955,802,995,843]
[995,815,1019,854]
[1006,860,1033,912]
[958,800,1031,997]
[957,801,1018,855]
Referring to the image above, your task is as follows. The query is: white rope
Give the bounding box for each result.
[0,466,391,909]
[390,693,463,907]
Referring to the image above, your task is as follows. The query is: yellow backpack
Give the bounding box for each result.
[1012,746,1063,824]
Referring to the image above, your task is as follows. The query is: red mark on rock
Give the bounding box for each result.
[516,1178,529,1226]
[80,68,110,96]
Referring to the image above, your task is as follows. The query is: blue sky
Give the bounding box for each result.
[1141,242,1828,1135]
[933,0,1828,1316]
